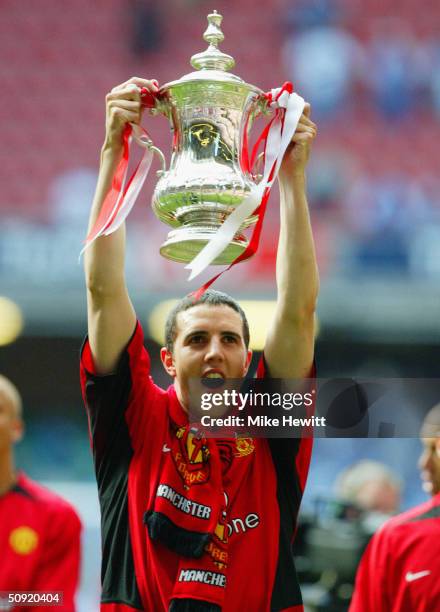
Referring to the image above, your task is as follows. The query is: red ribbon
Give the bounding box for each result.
[84,86,159,248]
[191,83,294,299]
[85,124,132,244]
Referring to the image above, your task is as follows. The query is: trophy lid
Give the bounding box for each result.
[161,11,262,91]
[190,10,235,72]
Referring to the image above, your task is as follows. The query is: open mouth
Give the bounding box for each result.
[201,372,225,389]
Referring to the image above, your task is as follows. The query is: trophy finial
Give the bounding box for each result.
[190,11,235,72]
[203,11,224,47]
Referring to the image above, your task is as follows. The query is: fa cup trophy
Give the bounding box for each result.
[84,11,305,279]
[149,10,266,265]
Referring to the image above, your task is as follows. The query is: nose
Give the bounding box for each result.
[204,336,224,363]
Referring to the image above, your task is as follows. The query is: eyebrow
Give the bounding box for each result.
[221,331,241,339]
[184,330,208,341]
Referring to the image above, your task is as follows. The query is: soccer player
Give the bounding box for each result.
[81,77,318,611]
[349,404,440,611]
[0,375,82,612]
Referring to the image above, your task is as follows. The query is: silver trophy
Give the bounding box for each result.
[149,11,268,264]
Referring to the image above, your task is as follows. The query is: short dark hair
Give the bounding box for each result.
[164,289,250,352]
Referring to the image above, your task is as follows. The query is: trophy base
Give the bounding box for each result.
[160,226,248,264]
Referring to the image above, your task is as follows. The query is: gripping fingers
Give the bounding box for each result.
[108,99,141,111]
[104,79,158,147]
[108,97,142,122]
[108,100,141,114]
[291,132,316,144]
[303,102,312,117]
[109,106,140,125]
[107,86,141,103]
[125,76,159,91]
[299,114,317,128]
[295,123,318,135]
[111,77,159,94]
[299,102,316,127]
[106,79,159,111]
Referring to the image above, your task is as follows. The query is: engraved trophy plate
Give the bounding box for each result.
[151,11,267,264]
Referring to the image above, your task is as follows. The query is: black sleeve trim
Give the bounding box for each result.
[268,438,303,611]
[82,336,143,609]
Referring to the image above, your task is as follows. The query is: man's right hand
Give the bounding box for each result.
[103,77,159,152]
[85,77,158,375]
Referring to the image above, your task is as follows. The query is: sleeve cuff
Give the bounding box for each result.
[80,321,144,377]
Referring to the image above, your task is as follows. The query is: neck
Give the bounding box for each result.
[0,450,17,496]
[174,380,188,414]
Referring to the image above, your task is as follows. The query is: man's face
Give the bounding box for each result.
[0,385,23,454]
[418,437,440,496]
[356,479,400,515]
[161,304,252,409]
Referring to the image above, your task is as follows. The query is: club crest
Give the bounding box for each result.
[234,436,255,457]
[172,427,210,487]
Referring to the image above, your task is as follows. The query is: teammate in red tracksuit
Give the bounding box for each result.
[0,375,82,612]
[350,404,440,612]
[82,76,318,610]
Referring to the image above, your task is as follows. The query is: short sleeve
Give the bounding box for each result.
[261,355,316,558]
[80,321,162,470]
[259,356,316,606]
[264,357,316,497]
[80,323,156,609]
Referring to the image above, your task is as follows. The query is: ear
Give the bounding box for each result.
[11,419,24,444]
[243,349,253,375]
[160,347,176,377]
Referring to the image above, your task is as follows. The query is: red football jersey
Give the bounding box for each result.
[350,493,440,612]
[0,472,82,612]
[80,322,313,612]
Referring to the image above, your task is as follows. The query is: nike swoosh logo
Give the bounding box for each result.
[162,444,171,453]
[405,570,431,582]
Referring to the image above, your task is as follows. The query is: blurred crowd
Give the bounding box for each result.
[276,0,440,281]
[1,0,439,288]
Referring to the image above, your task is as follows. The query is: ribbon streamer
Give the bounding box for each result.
[186,85,305,281]
[81,89,156,255]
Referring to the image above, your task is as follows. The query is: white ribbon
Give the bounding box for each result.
[185,91,305,281]
[80,124,153,256]
[104,125,154,235]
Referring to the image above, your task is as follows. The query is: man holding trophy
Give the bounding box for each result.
[81,12,318,612]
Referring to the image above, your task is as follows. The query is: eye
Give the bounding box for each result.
[223,335,238,343]
[189,334,205,344]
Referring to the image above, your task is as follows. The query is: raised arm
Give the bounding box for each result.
[263,104,319,379]
[85,77,158,374]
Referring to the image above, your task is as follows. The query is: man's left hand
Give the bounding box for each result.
[279,103,317,181]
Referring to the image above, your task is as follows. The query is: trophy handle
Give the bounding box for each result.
[246,94,272,184]
[134,132,167,177]
[149,143,167,177]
